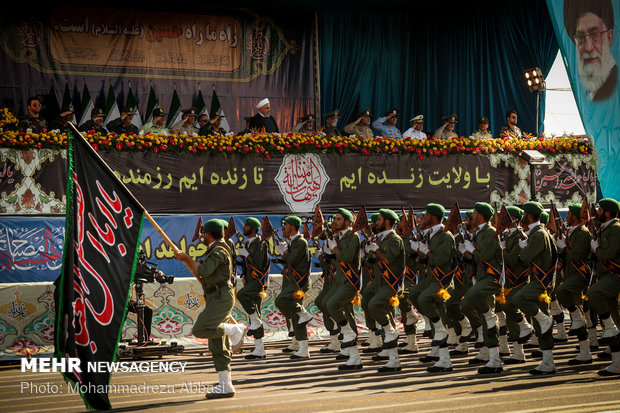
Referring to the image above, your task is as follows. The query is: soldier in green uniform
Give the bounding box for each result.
[314,230,341,354]
[447,210,475,356]
[324,208,363,370]
[291,114,315,134]
[236,217,270,360]
[361,213,383,352]
[399,216,420,354]
[275,216,313,359]
[174,219,245,399]
[323,110,342,137]
[460,203,504,374]
[501,206,534,365]
[412,204,456,373]
[554,203,593,364]
[366,209,405,372]
[586,198,620,376]
[512,202,558,374]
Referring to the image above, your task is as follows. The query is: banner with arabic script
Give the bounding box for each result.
[0,7,314,132]
[0,148,597,215]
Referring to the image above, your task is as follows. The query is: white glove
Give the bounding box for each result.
[500,240,507,250]
[327,239,338,250]
[313,248,322,258]
[236,247,249,257]
[464,240,476,254]
[591,239,599,252]
[458,242,467,254]
[418,242,429,255]
[367,242,380,252]
[409,240,419,251]
[322,242,333,255]
[276,241,288,255]
[518,238,528,249]
[556,237,566,250]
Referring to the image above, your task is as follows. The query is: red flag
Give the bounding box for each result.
[352,205,368,233]
[494,205,513,237]
[225,216,237,240]
[580,198,591,226]
[311,204,325,238]
[302,222,312,240]
[192,217,203,242]
[547,204,558,235]
[57,124,146,410]
[443,202,462,234]
[261,216,274,242]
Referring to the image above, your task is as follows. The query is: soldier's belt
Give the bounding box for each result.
[204,280,232,295]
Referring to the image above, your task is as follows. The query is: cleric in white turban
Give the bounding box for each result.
[249,98,279,133]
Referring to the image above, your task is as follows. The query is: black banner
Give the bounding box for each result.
[55,130,144,410]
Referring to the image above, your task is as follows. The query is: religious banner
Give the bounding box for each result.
[546,0,620,199]
[0,148,597,215]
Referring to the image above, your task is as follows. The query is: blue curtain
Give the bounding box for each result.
[319,0,559,138]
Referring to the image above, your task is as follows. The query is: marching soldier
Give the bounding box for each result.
[400,216,420,354]
[275,216,313,359]
[366,209,406,372]
[236,217,270,360]
[174,219,245,399]
[412,204,456,373]
[512,202,558,375]
[501,206,534,365]
[460,202,504,374]
[586,198,620,376]
[314,229,341,354]
[554,203,593,364]
[361,213,383,352]
[324,208,363,370]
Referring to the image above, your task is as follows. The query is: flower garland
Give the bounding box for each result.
[0,129,591,159]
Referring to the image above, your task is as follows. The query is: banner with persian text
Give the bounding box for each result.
[1,148,597,215]
[0,7,314,132]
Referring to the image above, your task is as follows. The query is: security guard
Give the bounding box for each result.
[174,219,244,399]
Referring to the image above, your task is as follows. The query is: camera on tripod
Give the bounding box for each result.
[135,249,174,284]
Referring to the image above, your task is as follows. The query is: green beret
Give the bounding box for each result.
[599,198,619,214]
[379,208,399,223]
[506,206,523,220]
[425,203,445,218]
[370,213,380,224]
[203,219,224,234]
[214,218,229,229]
[284,216,302,228]
[474,202,494,220]
[465,210,474,219]
[540,211,549,224]
[568,203,582,217]
[336,208,354,223]
[523,201,544,217]
[245,217,261,230]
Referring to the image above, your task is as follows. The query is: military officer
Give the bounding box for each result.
[140,108,170,135]
[460,202,504,374]
[372,107,402,138]
[512,201,558,375]
[343,108,374,140]
[107,105,139,135]
[172,107,199,135]
[586,198,620,376]
[292,114,315,134]
[78,107,108,134]
[275,216,313,359]
[174,219,245,399]
[236,217,270,360]
[323,110,342,137]
[366,209,405,372]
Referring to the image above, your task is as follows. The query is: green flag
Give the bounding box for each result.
[195,88,207,117]
[78,82,94,127]
[144,86,158,124]
[61,82,73,114]
[166,89,182,128]
[210,89,230,132]
[103,84,120,127]
[126,87,143,129]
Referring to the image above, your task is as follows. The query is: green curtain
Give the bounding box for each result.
[319,0,559,138]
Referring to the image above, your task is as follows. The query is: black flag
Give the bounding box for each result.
[55,124,145,410]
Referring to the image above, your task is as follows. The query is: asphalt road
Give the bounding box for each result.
[1,333,619,413]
